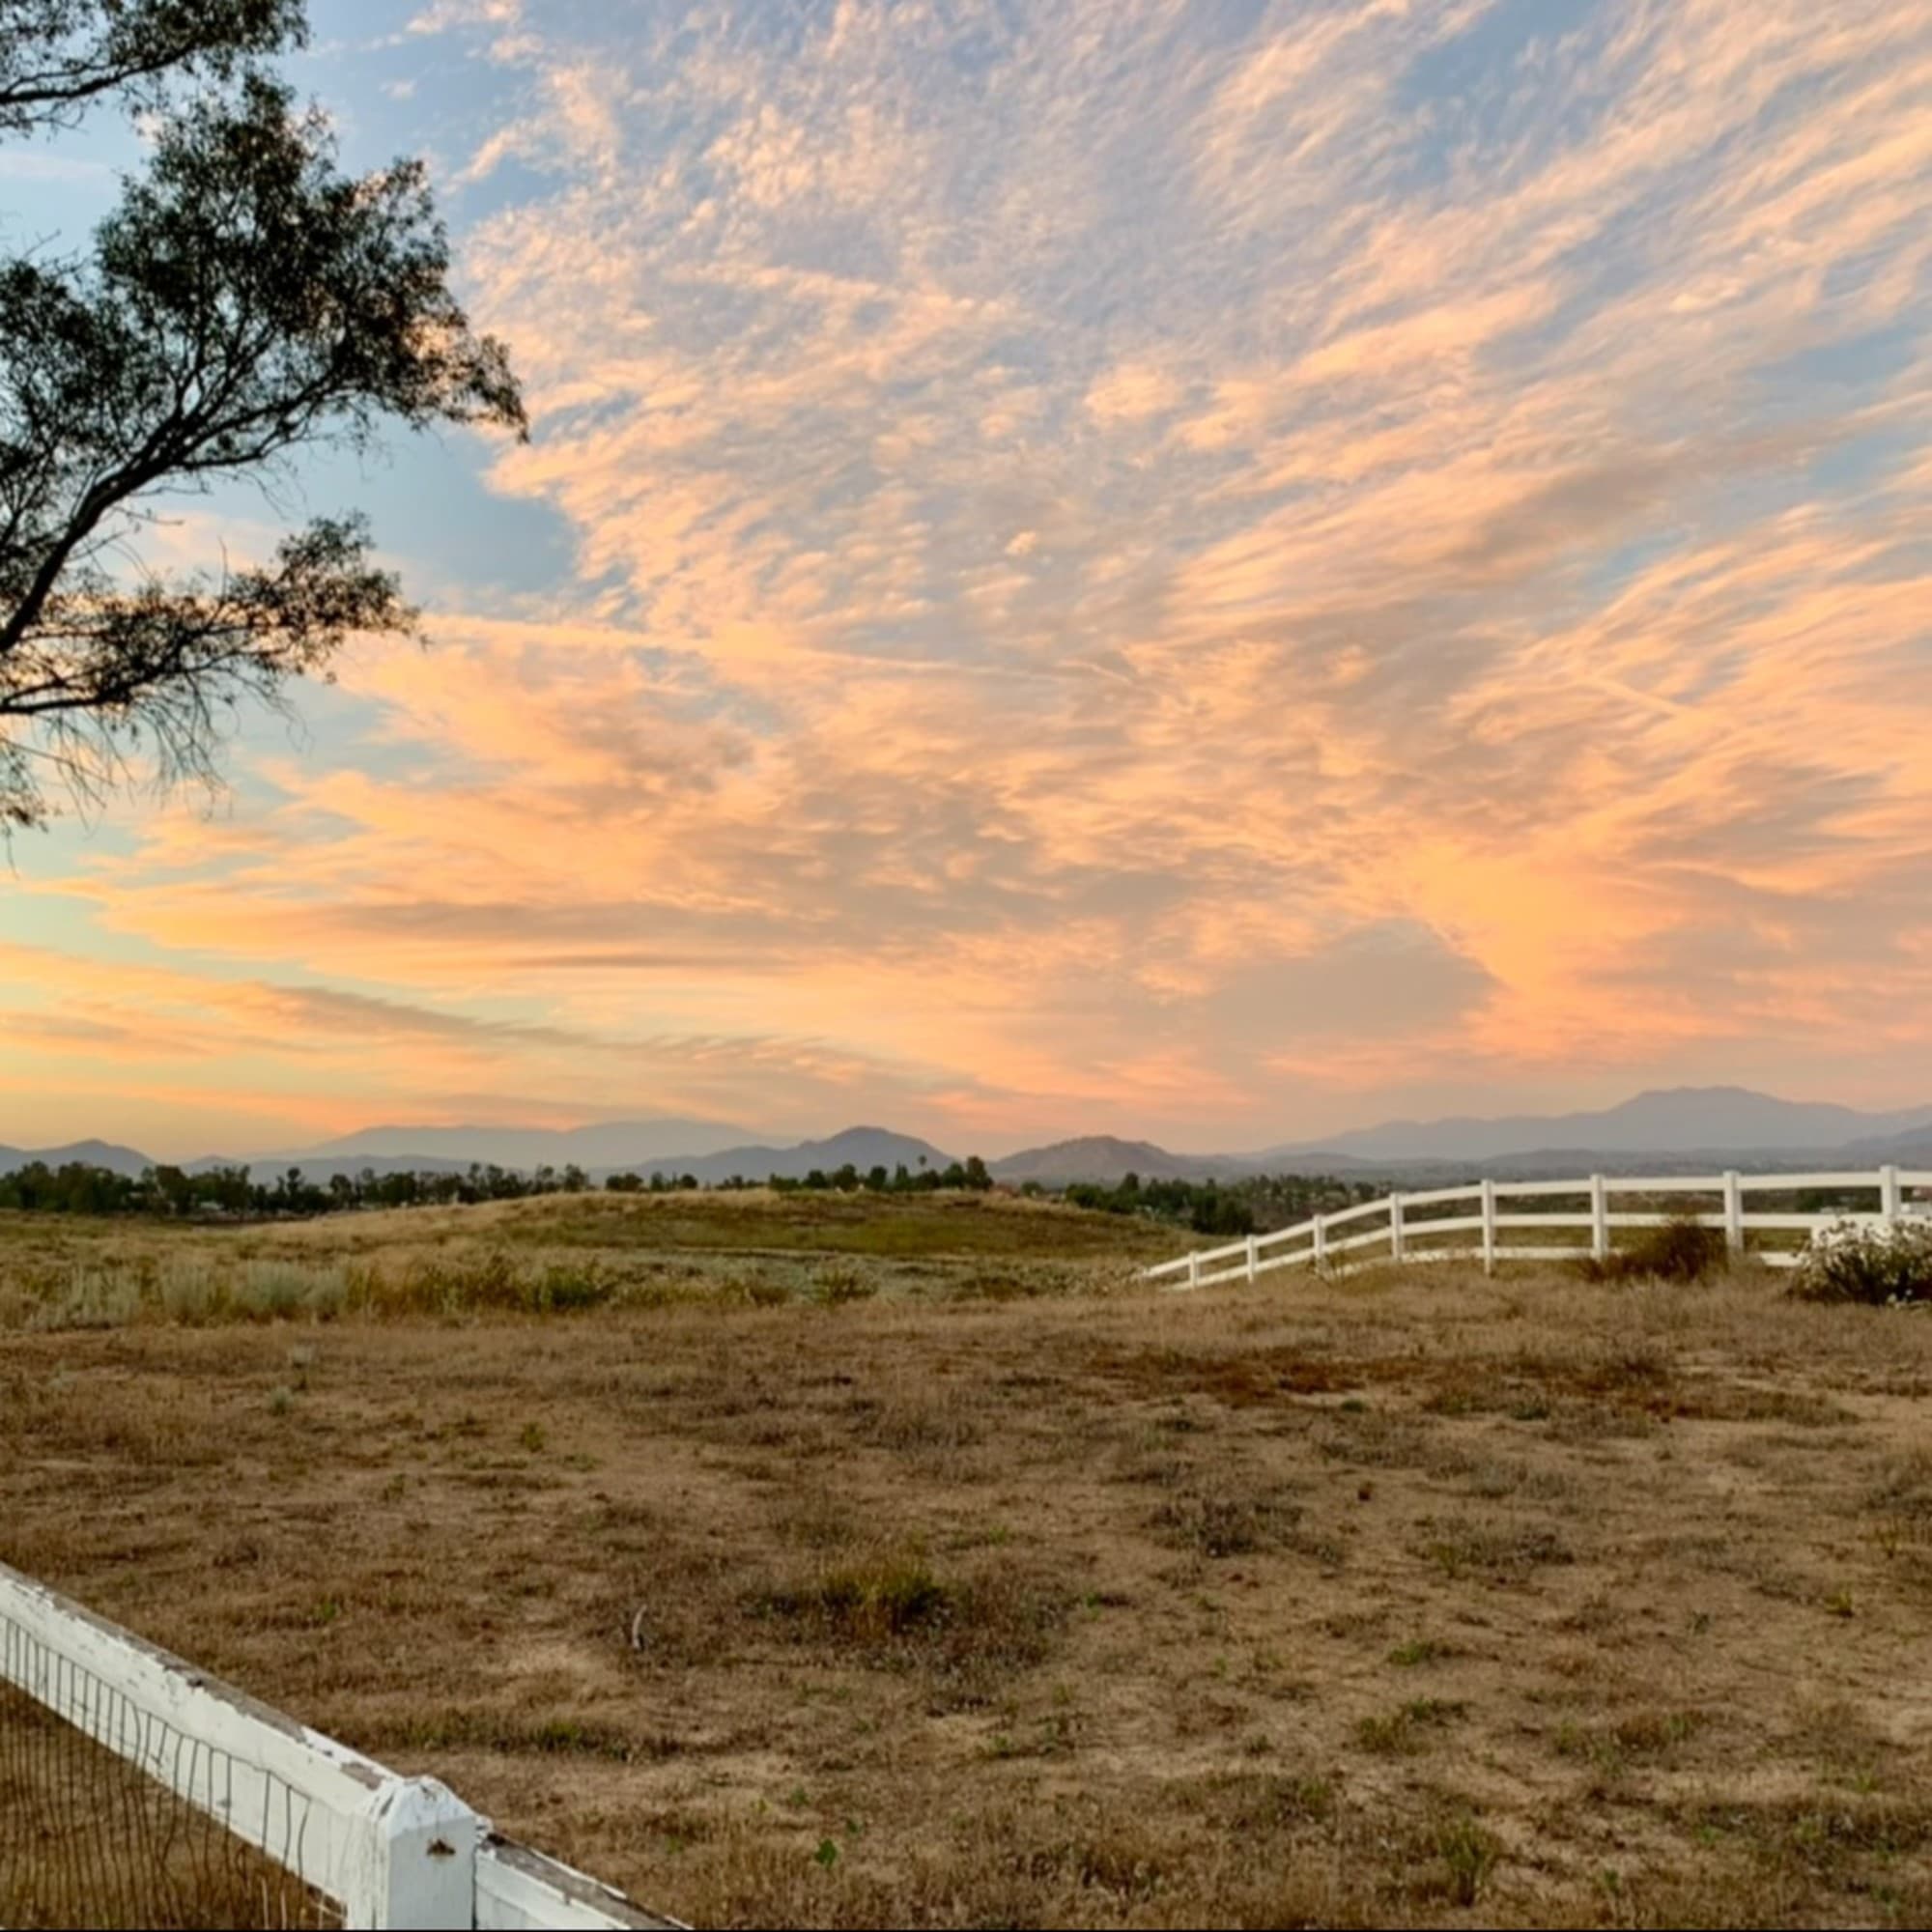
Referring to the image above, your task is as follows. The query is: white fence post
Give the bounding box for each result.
[1245,1235,1258,1283]
[1388,1192,1405,1264]
[1722,1170,1743,1255]
[1187,1251,1200,1291]
[1312,1212,1327,1273]
[1882,1164,1901,1221]
[345,1778,480,1930]
[1480,1179,1496,1274]
[1590,1174,1608,1263]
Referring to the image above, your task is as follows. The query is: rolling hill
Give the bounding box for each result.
[634,1126,959,1184]
[989,1138,1241,1185]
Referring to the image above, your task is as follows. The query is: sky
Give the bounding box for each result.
[3,0,1930,1160]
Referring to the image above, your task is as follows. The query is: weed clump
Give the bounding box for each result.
[1433,1811,1501,1906]
[812,1264,876,1307]
[1356,1698,1466,1755]
[1151,1479,1302,1558]
[748,1547,1064,1703]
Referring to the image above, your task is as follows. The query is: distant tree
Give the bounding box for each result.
[606,1172,642,1193]
[865,1165,888,1192]
[207,1163,252,1213]
[148,1162,193,1216]
[962,1155,991,1191]
[376,1169,417,1208]
[0,4,524,827]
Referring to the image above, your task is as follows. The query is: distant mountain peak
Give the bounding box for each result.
[990,1136,1241,1185]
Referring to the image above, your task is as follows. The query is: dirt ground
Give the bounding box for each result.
[3,1193,1931,1927]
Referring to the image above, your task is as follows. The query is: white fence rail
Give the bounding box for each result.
[0,1558,680,1930]
[1142,1165,1932,1289]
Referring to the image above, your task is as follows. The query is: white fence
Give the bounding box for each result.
[1143,1165,1932,1290]
[0,1558,681,1930]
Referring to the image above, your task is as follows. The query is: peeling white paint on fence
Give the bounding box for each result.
[0,1558,682,1930]
[1143,1165,1932,1289]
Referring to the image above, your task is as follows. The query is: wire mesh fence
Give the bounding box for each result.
[0,1613,343,1930]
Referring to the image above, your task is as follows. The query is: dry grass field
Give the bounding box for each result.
[4,1189,1932,1927]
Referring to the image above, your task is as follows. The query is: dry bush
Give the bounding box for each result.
[1580,1210,1729,1286]
[1417,1516,1575,1580]
[1149,1471,1304,1559]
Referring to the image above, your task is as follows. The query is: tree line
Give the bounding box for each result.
[0,1153,1006,1216]
[1062,1171,1385,1236]
[0,1159,597,1216]
[0,1154,1378,1228]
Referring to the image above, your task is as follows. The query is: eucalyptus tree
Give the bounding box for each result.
[0,0,525,826]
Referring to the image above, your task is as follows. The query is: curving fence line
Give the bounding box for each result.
[1142,1165,1932,1290]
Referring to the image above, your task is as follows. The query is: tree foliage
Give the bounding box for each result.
[1063,1169,1382,1236]
[0,5,525,825]
[0,0,302,134]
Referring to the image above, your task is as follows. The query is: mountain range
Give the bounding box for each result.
[1254,1088,1932,1163]
[5,1088,1931,1187]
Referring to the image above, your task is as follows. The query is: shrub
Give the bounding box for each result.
[1790,1219,1932,1305]
[1583,1209,1727,1285]
[813,1264,875,1306]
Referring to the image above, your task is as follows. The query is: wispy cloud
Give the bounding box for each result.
[10,0,1932,1151]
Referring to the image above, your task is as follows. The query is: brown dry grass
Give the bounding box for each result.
[5,1193,1932,1927]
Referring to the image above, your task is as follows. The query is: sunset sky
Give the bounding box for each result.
[4,0,1931,1159]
